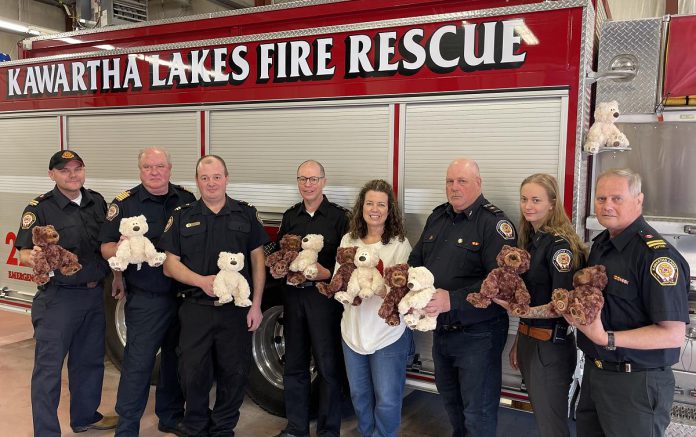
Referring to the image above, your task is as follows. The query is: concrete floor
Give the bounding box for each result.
[0,310,549,437]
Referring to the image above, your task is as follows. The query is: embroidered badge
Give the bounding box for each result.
[496,220,515,240]
[552,249,572,272]
[612,275,629,285]
[106,203,119,221]
[21,212,36,229]
[164,216,173,233]
[650,257,678,286]
[61,151,75,159]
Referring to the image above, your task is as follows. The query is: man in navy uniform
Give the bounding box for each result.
[100,147,195,436]
[408,158,516,437]
[275,160,349,437]
[159,155,268,437]
[16,150,116,436]
[573,168,689,437]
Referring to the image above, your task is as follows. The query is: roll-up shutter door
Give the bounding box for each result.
[209,104,392,214]
[402,92,568,240]
[66,112,199,202]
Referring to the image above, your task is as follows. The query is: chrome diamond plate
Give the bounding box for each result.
[596,18,664,114]
[667,402,696,437]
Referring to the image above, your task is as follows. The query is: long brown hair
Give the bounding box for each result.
[518,174,588,269]
[348,179,406,244]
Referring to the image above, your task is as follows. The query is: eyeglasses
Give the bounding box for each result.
[297,176,324,185]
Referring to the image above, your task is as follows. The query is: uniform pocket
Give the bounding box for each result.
[180,223,207,254]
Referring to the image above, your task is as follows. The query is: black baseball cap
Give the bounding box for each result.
[49,150,85,170]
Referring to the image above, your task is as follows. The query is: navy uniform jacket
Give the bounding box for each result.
[408,195,517,326]
[16,186,109,285]
[99,183,196,294]
[276,195,349,275]
[158,196,269,302]
[578,216,689,368]
[521,232,584,329]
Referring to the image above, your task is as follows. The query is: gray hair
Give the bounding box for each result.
[297,160,326,177]
[138,147,172,166]
[597,168,642,196]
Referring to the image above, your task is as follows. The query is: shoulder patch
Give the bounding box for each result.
[21,212,37,229]
[552,249,573,273]
[496,220,516,240]
[164,216,174,233]
[106,203,119,221]
[482,203,504,215]
[650,257,679,286]
[115,190,131,201]
[639,231,668,250]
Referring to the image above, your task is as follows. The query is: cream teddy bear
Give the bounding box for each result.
[108,215,166,272]
[213,252,252,307]
[583,100,630,154]
[334,246,385,305]
[289,234,324,280]
[398,266,437,332]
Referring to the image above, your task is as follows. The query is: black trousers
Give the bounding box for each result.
[178,301,252,437]
[577,360,674,437]
[282,285,344,437]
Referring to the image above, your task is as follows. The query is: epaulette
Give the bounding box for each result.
[432,202,449,212]
[291,201,303,210]
[237,199,255,209]
[114,190,132,201]
[638,229,668,250]
[173,202,194,212]
[175,184,194,195]
[329,201,349,213]
[553,234,569,245]
[482,203,504,215]
[28,192,52,206]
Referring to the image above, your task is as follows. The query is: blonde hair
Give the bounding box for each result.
[518,174,588,269]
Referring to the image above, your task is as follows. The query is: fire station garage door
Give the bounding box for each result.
[66,112,200,201]
[209,104,392,215]
[402,90,569,240]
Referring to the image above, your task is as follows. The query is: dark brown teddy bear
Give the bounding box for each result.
[317,246,358,298]
[550,265,607,325]
[466,245,531,316]
[265,234,302,279]
[378,263,410,326]
[31,225,82,285]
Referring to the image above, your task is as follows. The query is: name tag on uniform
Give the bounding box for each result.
[185,221,201,228]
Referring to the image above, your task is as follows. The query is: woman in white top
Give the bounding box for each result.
[338,179,412,437]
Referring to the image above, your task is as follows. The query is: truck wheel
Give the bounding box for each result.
[104,285,160,383]
[247,305,318,417]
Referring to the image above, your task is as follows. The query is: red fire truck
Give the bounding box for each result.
[1,0,694,430]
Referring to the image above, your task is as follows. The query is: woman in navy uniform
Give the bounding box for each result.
[496,173,586,437]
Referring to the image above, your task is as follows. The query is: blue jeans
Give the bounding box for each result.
[433,315,508,437]
[342,329,413,437]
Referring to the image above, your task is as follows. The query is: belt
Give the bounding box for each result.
[439,324,464,332]
[590,358,665,373]
[292,281,316,289]
[181,296,217,306]
[518,321,552,341]
[53,281,99,289]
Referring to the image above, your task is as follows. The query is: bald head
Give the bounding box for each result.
[446,158,482,213]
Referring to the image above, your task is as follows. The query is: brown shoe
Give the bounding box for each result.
[72,415,119,432]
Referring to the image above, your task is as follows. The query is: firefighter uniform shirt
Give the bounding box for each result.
[578,216,690,368]
[408,194,516,326]
[158,196,269,302]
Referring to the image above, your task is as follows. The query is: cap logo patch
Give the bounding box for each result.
[106,203,119,221]
[164,216,173,233]
[496,220,515,240]
[650,257,678,286]
[61,151,75,159]
[21,212,37,229]
[552,249,572,272]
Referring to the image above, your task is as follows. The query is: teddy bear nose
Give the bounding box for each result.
[133,226,140,232]
[407,282,414,289]
[231,260,237,266]
[613,112,619,118]
[359,255,366,262]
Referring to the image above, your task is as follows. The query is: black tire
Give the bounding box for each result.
[104,279,160,383]
[247,305,319,417]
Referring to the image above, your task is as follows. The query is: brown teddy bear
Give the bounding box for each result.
[31,225,82,285]
[378,263,410,326]
[265,234,302,279]
[317,246,358,298]
[466,245,531,316]
[550,265,607,325]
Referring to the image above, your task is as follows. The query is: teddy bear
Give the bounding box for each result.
[398,266,437,331]
[213,252,252,307]
[466,245,531,316]
[583,101,630,154]
[108,215,167,272]
[31,225,82,285]
[317,246,358,298]
[265,234,303,279]
[289,234,324,282]
[378,263,410,326]
[550,265,607,325]
[334,246,386,305]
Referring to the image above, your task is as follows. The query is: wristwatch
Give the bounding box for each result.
[605,331,616,351]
